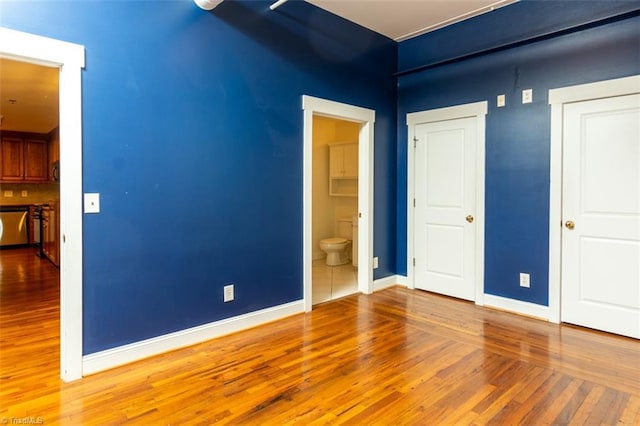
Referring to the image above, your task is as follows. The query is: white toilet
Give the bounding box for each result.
[319,216,353,266]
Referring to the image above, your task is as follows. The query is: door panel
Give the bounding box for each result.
[415,117,476,301]
[562,94,640,338]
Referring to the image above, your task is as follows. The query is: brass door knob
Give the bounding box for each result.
[565,220,575,230]
[466,215,474,223]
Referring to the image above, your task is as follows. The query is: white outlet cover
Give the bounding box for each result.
[497,94,506,107]
[519,273,530,288]
[224,284,234,302]
[84,193,100,213]
[522,89,533,104]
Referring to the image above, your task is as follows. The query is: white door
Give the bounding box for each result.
[414,117,477,301]
[562,93,640,339]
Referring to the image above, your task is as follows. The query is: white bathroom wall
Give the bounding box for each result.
[312,116,359,259]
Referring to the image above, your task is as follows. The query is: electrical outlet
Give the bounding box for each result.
[522,89,533,104]
[3,190,13,197]
[84,193,101,213]
[21,190,28,197]
[373,257,379,269]
[497,94,506,107]
[224,284,234,302]
[519,273,530,288]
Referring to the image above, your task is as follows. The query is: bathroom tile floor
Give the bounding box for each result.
[312,258,358,305]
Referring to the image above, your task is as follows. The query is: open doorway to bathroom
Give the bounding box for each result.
[302,95,375,312]
[312,116,359,304]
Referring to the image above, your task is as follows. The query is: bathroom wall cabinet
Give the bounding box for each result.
[328,142,358,197]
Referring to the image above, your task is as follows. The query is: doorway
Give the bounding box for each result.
[548,75,640,338]
[311,115,359,304]
[302,95,375,312]
[0,27,85,381]
[407,102,487,304]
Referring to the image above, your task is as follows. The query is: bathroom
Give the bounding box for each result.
[312,115,359,304]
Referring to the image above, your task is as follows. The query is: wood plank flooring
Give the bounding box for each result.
[1,247,639,424]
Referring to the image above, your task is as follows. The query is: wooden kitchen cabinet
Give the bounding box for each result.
[41,202,59,267]
[0,132,49,182]
[24,139,48,181]
[0,137,25,181]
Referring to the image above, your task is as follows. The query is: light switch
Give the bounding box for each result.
[497,94,506,107]
[84,193,100,214]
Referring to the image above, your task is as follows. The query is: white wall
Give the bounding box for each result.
[312,116,359,259]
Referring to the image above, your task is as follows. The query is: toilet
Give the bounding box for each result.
[319,216,353,266]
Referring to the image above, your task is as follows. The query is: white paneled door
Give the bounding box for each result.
[414,117,477,301]
[561,94,640,339]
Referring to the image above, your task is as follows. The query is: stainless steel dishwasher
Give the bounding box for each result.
[0,206,29,246]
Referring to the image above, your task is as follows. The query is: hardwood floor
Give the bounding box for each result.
[1,248,639,425]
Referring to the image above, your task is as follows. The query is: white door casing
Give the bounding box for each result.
[407,102,487,304]
[0,27,85,381]
[302,95,375,312]
[548,75,640,323]
[561,94,640,338]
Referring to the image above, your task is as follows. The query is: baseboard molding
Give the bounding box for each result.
[82,300,305,376]
[483,294,550,321]
[373,274,407,292]
[394,275,408,287]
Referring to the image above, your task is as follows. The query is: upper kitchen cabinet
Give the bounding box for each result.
[24,139,48,181]
[0,137,24,181]
[0,131,49,182]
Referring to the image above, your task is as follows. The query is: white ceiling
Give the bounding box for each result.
[306,0,519,41]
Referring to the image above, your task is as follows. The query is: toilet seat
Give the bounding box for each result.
[321,237,347,245]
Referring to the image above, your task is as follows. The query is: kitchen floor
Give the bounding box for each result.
[312,258,358,305]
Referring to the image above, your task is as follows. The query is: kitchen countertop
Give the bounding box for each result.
[0,203,51,210]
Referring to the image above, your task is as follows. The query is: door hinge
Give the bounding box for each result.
[413,198,416,208]
[413,137,418,148]
[412,258,416,267]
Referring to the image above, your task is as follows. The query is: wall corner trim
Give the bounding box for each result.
[373,274,407,292]
[82,300,304,376]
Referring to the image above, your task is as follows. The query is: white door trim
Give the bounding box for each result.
[302,95,375,312]
[548,74,640,324]
[406,101,487,304]
[0,27,85,382]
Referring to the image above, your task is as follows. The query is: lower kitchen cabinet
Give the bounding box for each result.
[41,201,59,267]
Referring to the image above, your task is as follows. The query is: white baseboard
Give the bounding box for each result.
[483,294,550,321]
[373,274,407,292]
[82,300,304,375]
[394,275,408,287]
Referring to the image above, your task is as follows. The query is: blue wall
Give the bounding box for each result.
[1,0,397,353]
[3,0,639,354]
[397,1,640,305]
